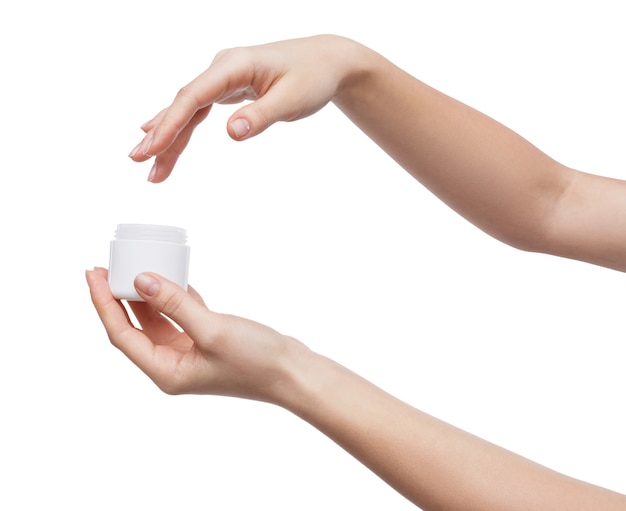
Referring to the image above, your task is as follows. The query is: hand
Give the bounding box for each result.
[127,34,364,182]
[86,267,307,402]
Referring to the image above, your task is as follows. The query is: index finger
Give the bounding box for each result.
[86,268,160,374]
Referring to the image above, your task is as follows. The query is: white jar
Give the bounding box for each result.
[108,224,190,301]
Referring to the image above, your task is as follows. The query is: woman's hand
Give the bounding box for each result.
[86,267,308,403]
[129,35,366,183]
[87,267,626,510]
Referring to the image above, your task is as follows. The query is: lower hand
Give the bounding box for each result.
[86,267,307,403]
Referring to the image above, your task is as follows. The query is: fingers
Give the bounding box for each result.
[127,301,181,345]
[133,272,217,342]
[127,43,296,181]
[129,105,210,183]
[127,66,228,182]
[148,106,211,183]
[127,283,208,341]
[126,36,347,183]
[86,268,161,372]
[130,56,243,164]
[89,268,300,400]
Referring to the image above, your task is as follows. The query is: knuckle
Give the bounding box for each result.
[175,85,203,112]
[212,45,249,64]
[107,323,133,351]
[197,314,231,352]
[157,288,186,318]
[252,104,270,129]
[212,47,232,62]
[157,115,186,138]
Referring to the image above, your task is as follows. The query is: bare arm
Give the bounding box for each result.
[331,46,626,270]
[288,350,625,511]
[86,269,626,510]
[131,35,626,271]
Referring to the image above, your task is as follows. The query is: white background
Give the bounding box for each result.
[1,1,625,509]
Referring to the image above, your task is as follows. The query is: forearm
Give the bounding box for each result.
[332,41,626,271]
[277,348,625,510]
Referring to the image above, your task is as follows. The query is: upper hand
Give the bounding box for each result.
[128,34,361,183]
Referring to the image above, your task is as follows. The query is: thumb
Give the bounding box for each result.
[226,82,318,141]
[134,272,212,340]
[227,100,278,140]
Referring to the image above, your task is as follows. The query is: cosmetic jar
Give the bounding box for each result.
[108,223,190,301]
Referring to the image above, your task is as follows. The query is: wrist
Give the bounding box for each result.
[332,38,389,108]
[272,339,369,432]
[269,338,340,415]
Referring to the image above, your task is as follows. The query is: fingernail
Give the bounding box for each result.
[135,273,160,296]
[141,133,154,156]
[128,142,142,158]
[231,118,250,138]
[147,163,157,182]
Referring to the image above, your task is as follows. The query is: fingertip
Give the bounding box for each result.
[140,119,155,132]
[141,108,167,133]
[134,273,160,297]
[128,142,142,159]
[146,160,174,184]
[141,133,155,157]
[87,268,119,316]
[86,267,107,283]
[228,117,251,140]
[128,145,152,163]
[147,164,157,183]
[131,273,205,337]
[228,101,276,140]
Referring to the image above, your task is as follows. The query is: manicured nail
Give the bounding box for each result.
[231,118,250,138]
[128,142,142,158]
[135,273,159,297]
[147,163,157,182]
[141,133,154,156]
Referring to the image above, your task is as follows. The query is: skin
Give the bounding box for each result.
[91,35,626,509]
[129,35,626,271]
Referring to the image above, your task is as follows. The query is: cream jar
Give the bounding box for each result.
[108,223,190,301]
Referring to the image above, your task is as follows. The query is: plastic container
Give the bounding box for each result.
[108,223,190,301]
